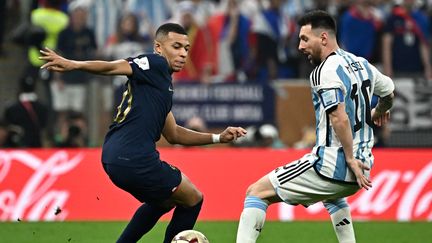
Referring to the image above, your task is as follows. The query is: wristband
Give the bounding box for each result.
[212,134,220,143]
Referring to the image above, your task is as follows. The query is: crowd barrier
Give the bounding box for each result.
[0,148,430,222]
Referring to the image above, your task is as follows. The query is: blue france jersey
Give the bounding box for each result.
[310,49,394,183]
[102,54,174,167]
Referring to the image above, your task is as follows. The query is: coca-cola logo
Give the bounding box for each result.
[0,150,83,221]
[279,161,432,221]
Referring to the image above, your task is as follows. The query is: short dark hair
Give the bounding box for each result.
[297,10,337,34]
[155,23,187,39]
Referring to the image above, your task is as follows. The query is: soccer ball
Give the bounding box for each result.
[171,230,210,243]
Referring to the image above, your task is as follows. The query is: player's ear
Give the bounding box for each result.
[154,41,162,55]
[320,32,328,46]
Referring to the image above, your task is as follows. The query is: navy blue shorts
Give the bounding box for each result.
[102,160,182,204]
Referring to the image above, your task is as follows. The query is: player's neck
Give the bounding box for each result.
[321,43,339,61]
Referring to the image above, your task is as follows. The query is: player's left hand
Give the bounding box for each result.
[346,158,372,190]
[219,126,247,143]
[371,108,390,127]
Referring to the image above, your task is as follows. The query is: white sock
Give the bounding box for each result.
[328,207,356,243]
[236,196,268,243]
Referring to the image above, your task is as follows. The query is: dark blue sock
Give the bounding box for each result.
[163,199,204,243]
[117,203,170,243]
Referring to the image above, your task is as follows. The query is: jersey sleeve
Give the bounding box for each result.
[126,54,168,86]
[369,64,395,97]
[313,59,346,112]
[314,59,346,93]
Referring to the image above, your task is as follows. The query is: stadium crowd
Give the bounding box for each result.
[0,0,431,148]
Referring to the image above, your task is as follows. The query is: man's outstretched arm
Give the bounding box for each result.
[39,47,132,76]
[162,112,247,146]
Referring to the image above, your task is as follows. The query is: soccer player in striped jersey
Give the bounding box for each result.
[236,10,394,243]
[40,23,247,243]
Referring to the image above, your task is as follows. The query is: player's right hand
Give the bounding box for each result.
[39,47,76,72]
[219,126,247,143]
[346,158,372,190]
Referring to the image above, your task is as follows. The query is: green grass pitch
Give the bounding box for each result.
[0,221,430,242]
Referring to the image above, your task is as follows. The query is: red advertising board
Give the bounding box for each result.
[0,148,430,222]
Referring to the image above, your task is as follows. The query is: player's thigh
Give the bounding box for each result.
[103,161,182,205]
[269,154,358,206]
[169,173,203,207]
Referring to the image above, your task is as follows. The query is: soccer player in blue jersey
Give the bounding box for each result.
[236,10,395,243]
[40,23,247,243]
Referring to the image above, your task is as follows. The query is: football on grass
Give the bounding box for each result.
[171,230,210,243]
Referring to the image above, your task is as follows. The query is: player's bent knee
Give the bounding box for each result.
[181,191,203,207]
[245,177,276,201]
[191,189,203,204]
[245,182,265,198]
[184,181,203,203]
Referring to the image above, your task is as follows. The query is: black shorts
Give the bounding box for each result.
[102,160,182,204]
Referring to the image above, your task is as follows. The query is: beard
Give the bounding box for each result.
[309,48,322,66]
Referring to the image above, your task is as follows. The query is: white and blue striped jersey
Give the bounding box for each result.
[309,48,394,183]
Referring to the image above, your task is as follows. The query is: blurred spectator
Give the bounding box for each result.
[382,0,432,81]
[251,0,297,82]
[3,75,49,147]
[105,12,153,55]
[207,0,252,83]
[190,0,217,27]
[124,0,172,35]
[75,0,123,49]
[338,0,383,62]
[74,0,125,137]
[11,0,68,146]
[282,0,314,17]
[26,0,69,102]
[51,3,96,144]
[172,1,213,83]
[57,111,88,147]
[254,123,285,148]
[104,12,153,111]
